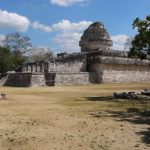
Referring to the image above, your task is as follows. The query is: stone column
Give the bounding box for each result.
[44,62,49,73]
[32,64,36,73]
[22,64,26,72]
[31,64,33,73]
[42,63,44,72]
[28,64,31,72]
[50,62,56,72]
[48,63,51,72]
[35,64,38,72]
[26,64,28,72]
[47,62,49,73]
[37,64,40,72]
[40,63,44,72]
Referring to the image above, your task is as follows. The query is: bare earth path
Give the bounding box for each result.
[0,83,150,150]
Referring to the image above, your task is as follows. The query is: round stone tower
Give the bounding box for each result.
[79,22,113,52]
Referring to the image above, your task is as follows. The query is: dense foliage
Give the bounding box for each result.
[129,15,150,59]
[0,33,31,74]
[0,47,12,75]
[11,50,27,71]
[0,33,54,75]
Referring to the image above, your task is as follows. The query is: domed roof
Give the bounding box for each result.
[89,22,104,28]
[79,22,113,52]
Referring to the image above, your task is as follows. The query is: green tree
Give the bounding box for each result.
[0,47,12,75]
[129,15,150,59]
[3,32,32,69]
[11,50,27,71]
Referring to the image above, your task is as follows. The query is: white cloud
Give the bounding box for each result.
[50,0,88,6]
[0,34,5,46]
[30,19,91,52]
[53,19,92,52]
[53,20,131,52]
[32,21,52,32]
[31,19,131,52]
[54,32,82,52]
[111,34,129,50]
[31,20,132,52]
[0,9,30,32]
[52,19,92,31]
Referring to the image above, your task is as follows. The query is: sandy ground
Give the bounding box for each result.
[0,83,150,150]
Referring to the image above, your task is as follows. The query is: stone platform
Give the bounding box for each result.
[1,72,96,87]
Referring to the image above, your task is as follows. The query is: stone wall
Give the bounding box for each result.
[90,61,150,83]
[31,74,46,87]
[102,70,150,83]
[22,60,86,73]
[22,62,47,73]
[3,73,47,87]
[1,72,97,87]
[48,61,86,73]
[4,73,32,87]
[2,55,150,87]
[55,72,96,86]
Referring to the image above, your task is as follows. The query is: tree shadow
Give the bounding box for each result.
[86,96,116,102]
[137,128,150,145]
[91,109,150,145]
[86,95,150,102]
[86,96,150,145]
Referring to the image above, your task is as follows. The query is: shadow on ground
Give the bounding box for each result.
[85,96,150,145]
[86,96,115,102]
[86,95,150,102]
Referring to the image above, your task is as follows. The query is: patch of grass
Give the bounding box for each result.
[0,82,150,112]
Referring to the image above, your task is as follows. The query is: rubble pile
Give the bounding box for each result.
[114,89,150,100]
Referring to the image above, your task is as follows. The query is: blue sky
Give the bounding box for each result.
[0,0,150,53]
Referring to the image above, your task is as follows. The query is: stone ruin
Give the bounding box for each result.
[79,22,113,52]
[1,22,150,87]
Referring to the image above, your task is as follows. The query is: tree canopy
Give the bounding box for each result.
[2,32,32,71]
[0,47,12,75]
[3,32,32,54]
[129,15,150,59]
[30,47,54,62]
[0,33,54,74]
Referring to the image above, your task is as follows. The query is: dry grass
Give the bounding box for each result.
[0,82,150,150]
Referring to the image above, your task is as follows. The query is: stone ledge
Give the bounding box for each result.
[90,56,150,66]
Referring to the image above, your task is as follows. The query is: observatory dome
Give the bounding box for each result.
[79,22,113,52]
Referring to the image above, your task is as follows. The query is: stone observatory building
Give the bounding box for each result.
[1,22,150,87]
[79,22,113,52]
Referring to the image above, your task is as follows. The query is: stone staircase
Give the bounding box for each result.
[45,73,56,86]
[3,73,32,87]
[31,74,46,87]
[0,75,8,86]
[0,73,56,87]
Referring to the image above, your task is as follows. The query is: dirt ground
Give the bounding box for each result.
[0,83,150,150]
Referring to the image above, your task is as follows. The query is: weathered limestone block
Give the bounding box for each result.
[55,73,92,86]
[31,73,46,87]
[102,70,150,83]
[89,56,150,83]
[49,61,86,73]
[28,65,32,73]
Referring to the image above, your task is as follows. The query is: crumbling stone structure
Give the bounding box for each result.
[1,22,150,87]
[79,22,113,52]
